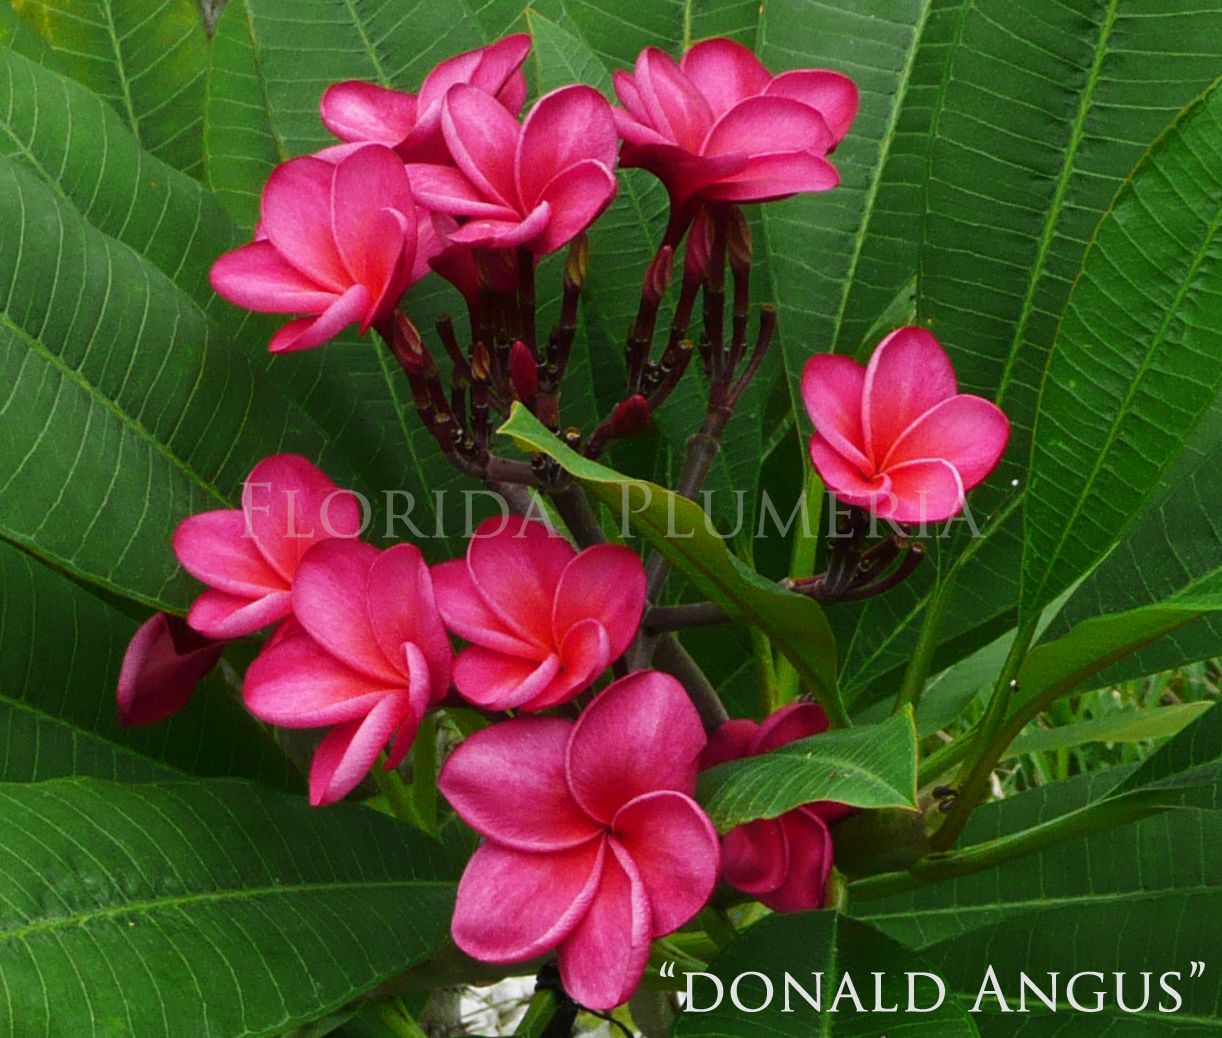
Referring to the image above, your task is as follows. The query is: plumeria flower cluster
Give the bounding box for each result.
[120,31,1013,1015]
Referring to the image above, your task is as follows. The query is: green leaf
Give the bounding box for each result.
[0,778,457,1038]
[1022,78,1222,614]
[0,539,300,788]
[1110,700,1222,805]
[672,911,980,1038]
[1006,701,1213,759]
[697,708,918,831]
[9,0,209,175]
[497,403,842,720]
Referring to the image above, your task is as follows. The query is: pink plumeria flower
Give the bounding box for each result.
[407,84,619,255]
[613,38,857,211]
[433,516,645,712]
[440,670,720,1010]
[802,327,1010,524]
[116,613,224,726]
[174,455,363,639]
[320,34,530,163]
[700,703,853,913]
[244,540,452,806]
[210,145,424,352]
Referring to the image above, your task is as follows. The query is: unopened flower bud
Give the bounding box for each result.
[609,395,651,438]
[643,246,674,306]
[564,232,590,293]
[392,311,425,373]
[727,207,752,277]
[685,209,712,285]
[509,340,538,407]
[470,341,492,381]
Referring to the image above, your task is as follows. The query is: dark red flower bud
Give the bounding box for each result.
[643,245,674,306]
[685,209,712,285]
[727,207,752,278]
[509,340,538,407]
[117,613,224,726]
[391,311,425,373]
[609,394,651,438]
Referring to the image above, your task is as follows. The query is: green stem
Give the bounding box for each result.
[372,757,427,831]
[851,787,1181,900]
[893,574,954,713]
[514,989,559,1038]
[749,626,779,716]
[931,615,1040,849]
[775,471,824,704]
[918,733,974,787]
[411,713,439,835]
[376,1000,430,1038]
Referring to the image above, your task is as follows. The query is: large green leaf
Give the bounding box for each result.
[1022,79,1222,614]
[7,0,209,175]
[498,403,842,718]
[0,778,457,1038]
[0,538,299,788]
[698,708,918,831]
[673,911,980,1038]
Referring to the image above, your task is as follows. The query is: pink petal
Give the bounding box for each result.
[186,588,292,639]
[439,717,601,851]
[558,842,652,1011]
[320,81,418,145]
[267,284,372,353]
[366,544,452,702]
[883,395,1010,491]
[753,701,830,754]
[883,457,966,524]
[522,619,612,711]
[698,151,839,203]
[721,818,789,896]
[388,642,434,764]
[861,326,958,466]
[679,38,772,119]
[259,156,349,290]
[441,84,521,208]
[241,454,362,581]
[444,203,552,250]
[209,240,335,314]
[698,718,759,770]
[452,839,604,963]
[612,70,652,127]
[308,692,411,806]
[406,163,522,220]
[801,354,870,474]
[617,141,745,206]
[497,68,527,115]
[566,670,706,825]
[290,539,399,682]
[453,646,562,711]
[516,85,618,209]
[433,559,542,657]
[528,160,617,255]
[469,34,532,101]
[766,69,859,141]
[173,509,283,597]
[330,145,416,308]
[612,791,719,935]
[756,810,833,913]
[243,625,396,727]
[808,432,885,507]
[466,516,575,648]
[612,105,672,148]
[703,96,834,159]
[116,613,223,726]
[552,545,645,661]
[634,47,714,152]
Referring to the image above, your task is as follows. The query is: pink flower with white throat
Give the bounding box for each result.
[321,35,530,163]
[802,327,1010,524]
[433,516,645,712]
[210,145,423,352]
[440,670,720,1010]
[614,38,857,211]
[407,84,618,255]
[243,540,452,806]
[173,455,363,639]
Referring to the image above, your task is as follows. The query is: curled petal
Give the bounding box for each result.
[308,692,412,806]
[801,354,869,474]
[552,545,645,660]
[754,701,829,753]
[116,613,223,726]
[721,817,789,896]
[529,161,617,255]
[634,47,713,152]
[406,163,521,220]
[861,326,958,465]
[566,671,706,825]
[330,145,416,304]
[267,284,372,353]
[470,33,532,102]
[453,647,561,711]
[517,85,618,208]
[697,151,838,204]
[808,432,886,508]
[679,37,772,118]
[366,545,452,700]
[883,457,966,524]
[883,395,1010,491]
[439,717,600,851]
[259,156,349,290]
[186,588,291,639]
[757,810,834,913]
[320,81,418,145]
[444,202,553,250]
[209,241,335,315]
[767,69,859,141]
[432,559,541,658]
[173,509,283,597]
[612,791,719,935]
[526,619,612,710]
[452,839,604,963]
[702,96,834,159]
[441,84,520,208]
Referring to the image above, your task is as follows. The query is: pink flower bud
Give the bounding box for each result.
[117,613,224,726]
[509,340,538,407]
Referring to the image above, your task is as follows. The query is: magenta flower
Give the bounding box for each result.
[243,539,452,806]
[407,84,618,255]
[700,703,852,913]
[173,454,363,639]
[613,38,857,210]
[210,145,423,352]
[802,327,1010,524]
[433,517,645,712]
[440,671,719,1010]
[116,613,224,726]
[320,35,530,163]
